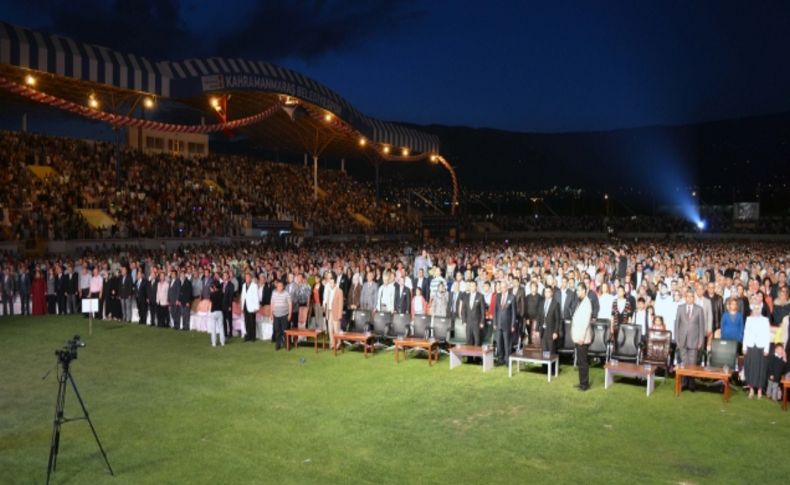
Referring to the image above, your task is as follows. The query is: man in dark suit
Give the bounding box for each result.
[135,271,149,325]
[674,289,706,391]
[538,287,562,352]
[524,280,542,346]
[118,266,133,322]
[511,278,527,350]
[222,271,235,338]
[559,277,579,320]
[462,281,486,346]
[178,271,192,331]
[67,267,80,315]
[1,266,15,316]
[146,268,158,326]
[167,270,181,329]
[393,275,411,314]
[493,281,517,365]
[17,265,31,315]
[411,268,430,303]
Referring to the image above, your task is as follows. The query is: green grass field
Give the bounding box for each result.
[1,315,788,484]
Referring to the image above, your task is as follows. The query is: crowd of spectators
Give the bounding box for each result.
[1,238,788,398]
[0,131,415,240]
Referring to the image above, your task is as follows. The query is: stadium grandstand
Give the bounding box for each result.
[0,20,457,248]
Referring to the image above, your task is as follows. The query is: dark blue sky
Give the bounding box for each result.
[3,0,790,132]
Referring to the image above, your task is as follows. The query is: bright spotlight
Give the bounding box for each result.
[25,74,36,87]
[358,137,367,147]
[401,147,409,156]
[210,97,220,109]
[430,154,438,163]
[324,113,333,122]
[696,220,706,230]
[88,94,99,109]
[143,97,155,109]
[382,145,391,154]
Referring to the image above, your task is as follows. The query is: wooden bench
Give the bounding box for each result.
[333,331,375,358]
[674,364,731,402]
[782,377,790,411]
[393,338,439,366]
[449,345,494,372]
[284,328,327,353]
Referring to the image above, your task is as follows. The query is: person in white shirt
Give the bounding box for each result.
[654,283,677,337]
[240,272,260,342]
[571,284,593,391]
[631,297,652,338]
[376,271,395,312]
[743,294,771,399]
[597,283,615,321]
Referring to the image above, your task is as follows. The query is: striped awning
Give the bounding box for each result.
[0,22,439,154]
[0,21,169,96]
[164,58,439,154]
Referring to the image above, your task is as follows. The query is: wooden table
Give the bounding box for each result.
[449,345,494,372]
[284,328,327,353]
[393,338,439,366]
[782,377,790,411]
[508,350,559,382]
[674,365,732,402]
[604,362,657,396]
[333,332,375,358]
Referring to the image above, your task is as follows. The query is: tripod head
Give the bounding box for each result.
[55,335,86,365]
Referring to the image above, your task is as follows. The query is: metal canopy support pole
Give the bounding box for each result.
[341,158,345,173]
[313,155,319,200]
[304,152,308,167]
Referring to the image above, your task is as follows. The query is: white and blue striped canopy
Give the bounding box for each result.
[0,21,439,154]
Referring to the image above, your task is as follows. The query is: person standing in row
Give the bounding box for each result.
[675,289,706,391]
[324,273,344,350]
[241,272,259,342]
[178,270,192,331]
[270,279,291,350]
[743,294,771,399]
[146,268,159,326]
[118,266,133,322]
[209,280,225,347]
[572,284,593,391]
[156,272,169,327]
[135,271,148,325]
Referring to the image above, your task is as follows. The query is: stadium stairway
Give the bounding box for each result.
[26,165,58,180]
[77,209,116,229]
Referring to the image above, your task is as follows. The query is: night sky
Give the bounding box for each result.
[3,0,790,133]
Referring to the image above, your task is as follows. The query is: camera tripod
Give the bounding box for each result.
[46,355,114,484]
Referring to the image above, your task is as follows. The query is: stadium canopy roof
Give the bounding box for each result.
[0,21,440,159]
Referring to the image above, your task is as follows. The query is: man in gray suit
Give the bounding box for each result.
[674,289,706,391]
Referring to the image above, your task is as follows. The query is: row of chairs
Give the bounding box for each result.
[554,319,739,373]
[346,311,469,346]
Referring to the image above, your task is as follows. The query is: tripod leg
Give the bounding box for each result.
[46,371,67,484]
[67,373,115,476]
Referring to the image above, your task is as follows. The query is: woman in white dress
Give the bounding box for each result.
[743,294,771,399]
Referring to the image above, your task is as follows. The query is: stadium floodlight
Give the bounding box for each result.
[210,97,221,110]
[430,154,438,163]
[401,147,409,156]
[88,94,99,109]
[25,74,36,87]
[324,112,333,122]
[382,145,391,154]
[692,191,697,197]
[358,137,367,146]
[143,97,155,109]
[604,193,609,200]
[696,220,706,230]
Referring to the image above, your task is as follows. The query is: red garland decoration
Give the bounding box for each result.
[0,77,282,134]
